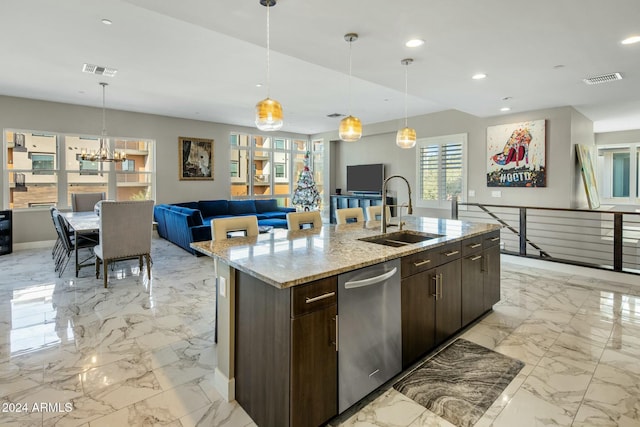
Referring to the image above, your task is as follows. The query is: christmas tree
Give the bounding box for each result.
[291,151,321,211]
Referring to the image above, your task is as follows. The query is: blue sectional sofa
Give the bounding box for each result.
[154,199,295,254]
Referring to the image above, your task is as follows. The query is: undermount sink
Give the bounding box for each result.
[359,231,444,247]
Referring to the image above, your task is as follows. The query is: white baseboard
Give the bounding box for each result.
[214,367,235,402]
[13,240,56,251]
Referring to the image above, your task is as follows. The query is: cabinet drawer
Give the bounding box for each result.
[291,276,337,318]
[461,235,484,256]
[401,241,461,278]
[483,230,501,248]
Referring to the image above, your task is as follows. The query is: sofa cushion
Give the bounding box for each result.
[199,200,229,218]
[173,207,203,227]
[174,201,199,210]
[258,211,288,220]
[228,200,257,215]
[254,199,279,213]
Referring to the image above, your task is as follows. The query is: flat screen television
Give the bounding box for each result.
[346,163,385,194]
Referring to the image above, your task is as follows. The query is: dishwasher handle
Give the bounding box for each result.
[344,267,398,289]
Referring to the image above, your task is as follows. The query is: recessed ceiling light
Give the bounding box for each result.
[405,39,424,48]
[472,73,487,80]
[621,35,640,45]
[500,107,511,112]
[101,18,112,25]
[255,83,263,88]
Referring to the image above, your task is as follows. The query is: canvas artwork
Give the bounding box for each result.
[179,137,214,180]
[575,144,600,209]
[486,120,546,187]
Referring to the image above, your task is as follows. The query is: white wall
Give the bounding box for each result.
[0,95,308,244]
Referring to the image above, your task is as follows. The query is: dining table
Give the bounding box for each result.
[62,211,100,276]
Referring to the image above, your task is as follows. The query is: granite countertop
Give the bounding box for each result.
[191,217,501,289]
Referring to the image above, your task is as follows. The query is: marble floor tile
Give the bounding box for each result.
[3,237,640,426]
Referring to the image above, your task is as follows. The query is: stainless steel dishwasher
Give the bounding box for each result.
[337,258,402,413]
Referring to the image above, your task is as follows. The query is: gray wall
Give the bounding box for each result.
[314,106,593,217]
[0,95,308,245]
[595,129,640,145]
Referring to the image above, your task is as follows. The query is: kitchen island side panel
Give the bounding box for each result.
[235,271,291,427]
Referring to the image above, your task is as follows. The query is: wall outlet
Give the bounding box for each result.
[491,190,502,198]
[219,276,226,298]
[468,190,475,197]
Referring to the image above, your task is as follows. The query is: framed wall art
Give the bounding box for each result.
[179,137,214,180]
[486,120,546,187]
[575,144,600,209]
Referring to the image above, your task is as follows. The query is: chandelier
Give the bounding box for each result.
[80,82,126,162]
[255,0,283,131]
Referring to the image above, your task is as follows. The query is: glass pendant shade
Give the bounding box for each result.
[339,115,362,142]
[396,127,417,149]
[255,97,283,131]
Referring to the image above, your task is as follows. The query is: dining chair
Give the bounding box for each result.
[365,205,392,222]
[335,207,365,224]
[94,200,154,288]
[71,192,106,212]
[211,216,259,240]
[210,215,259,343]
[51,209,95,277]
[287,211,322,230]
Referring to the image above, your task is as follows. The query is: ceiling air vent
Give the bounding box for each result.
[327,113,345,118]
[583,72,622,85]
[82,63,118,77]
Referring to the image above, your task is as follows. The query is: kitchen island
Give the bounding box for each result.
[192,217,501,427]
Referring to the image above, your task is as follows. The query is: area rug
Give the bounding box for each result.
[393,339,524,427]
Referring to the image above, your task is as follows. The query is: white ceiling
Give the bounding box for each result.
[1,0,639,135]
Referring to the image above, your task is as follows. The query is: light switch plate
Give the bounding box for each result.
[219,276,226,297]
[491,190,502,198]
[468,190,475,197]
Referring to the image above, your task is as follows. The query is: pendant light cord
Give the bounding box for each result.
[266,1,271,99]
[404,63,409,127]
[347,39,352,115]
[101,83,107,137]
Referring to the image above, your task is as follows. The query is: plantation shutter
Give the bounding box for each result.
[416,134,466,208]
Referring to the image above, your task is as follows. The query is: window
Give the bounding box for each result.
[597,144,639,203]
[415,133,467,209]
[229,133,323,208]
[30,153,55,175]
[4,129,155,210]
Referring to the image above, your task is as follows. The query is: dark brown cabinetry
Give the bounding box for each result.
[401,241,462,368]
[461,230,501,327]
[236,273,337,427]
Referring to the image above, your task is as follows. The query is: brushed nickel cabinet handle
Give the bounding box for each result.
[414,259,431,267]
[334,315,339,352]
[438,273,444,299]
[444,250,459,257]
[305,292,335,304]
[469,255,482,261]
[469,243,481,249]
[489,237,500,242]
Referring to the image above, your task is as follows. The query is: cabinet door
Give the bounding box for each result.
[435,260,462,345]
[290,305,337,427]
[483,245,501,311]
[401,271,436,368]
[461,254,485,327]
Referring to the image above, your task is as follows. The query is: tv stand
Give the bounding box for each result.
[330,194,395,224]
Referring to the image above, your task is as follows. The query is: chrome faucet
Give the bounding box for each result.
[381,175,413,233]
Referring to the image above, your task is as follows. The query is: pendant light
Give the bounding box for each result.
[80,82,126,162]
[255,0,283,131]
[396,58,417,149]
[339,33,362,142]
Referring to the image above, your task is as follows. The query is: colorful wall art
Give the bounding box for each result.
[486,120,546,187]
